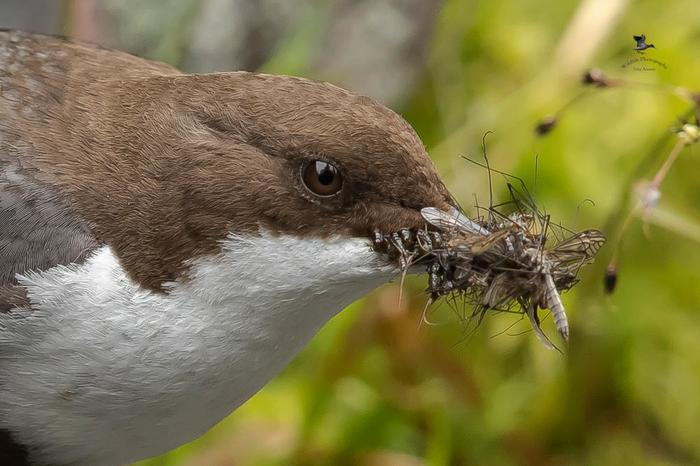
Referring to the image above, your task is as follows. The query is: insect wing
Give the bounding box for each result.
[482,272,516,309]
[463,228,512,254]
[526,301,556,350]
[549,229,606,270]
[421,207,490,236]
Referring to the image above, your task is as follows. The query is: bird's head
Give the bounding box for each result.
[61,71,456,294]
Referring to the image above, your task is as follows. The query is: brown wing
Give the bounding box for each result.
[0,170,98,288]
[0,31,101,310]
[0,30,144,466]
[0,171,99,313]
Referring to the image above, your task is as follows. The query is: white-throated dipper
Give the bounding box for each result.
[0,30,455,466]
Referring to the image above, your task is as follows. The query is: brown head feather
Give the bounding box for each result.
[1,31,452,290]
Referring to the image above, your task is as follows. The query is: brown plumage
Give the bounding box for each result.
[0,30,452,293]
[0,30,456,465]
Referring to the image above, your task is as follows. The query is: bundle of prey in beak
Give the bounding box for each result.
[374,194,605,350]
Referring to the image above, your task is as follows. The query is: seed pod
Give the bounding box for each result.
[604,264,618,294]
[535,117,557,136]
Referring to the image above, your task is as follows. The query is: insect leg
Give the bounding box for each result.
[389,232,409,269]
[526,301,556,350]
[415,229,433,255]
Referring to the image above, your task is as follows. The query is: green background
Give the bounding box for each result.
[31,0,700,464]
[148,2,700,465]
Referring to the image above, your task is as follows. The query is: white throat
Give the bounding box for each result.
[0,233,397,466]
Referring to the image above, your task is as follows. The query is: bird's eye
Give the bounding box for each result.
[301,160,343,197]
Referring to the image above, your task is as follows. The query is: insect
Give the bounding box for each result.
[421,206,491,236]
[374,227,444,256]
[547,229,606,275]
[376,149,606,349]
[526,229,606,345]
[373,228,414,269]
[427,261,444,300]
[420,204,605,348]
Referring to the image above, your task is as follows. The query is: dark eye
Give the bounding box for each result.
[301,160,343,197]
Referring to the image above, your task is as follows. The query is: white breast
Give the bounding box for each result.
[0,233,397,466]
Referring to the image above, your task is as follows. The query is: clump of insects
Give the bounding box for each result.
[374,163,605,350]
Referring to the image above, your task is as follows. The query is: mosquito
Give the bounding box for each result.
[421,206,605,347]
[523,228,606,344]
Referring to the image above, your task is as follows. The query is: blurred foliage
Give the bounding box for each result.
[65,0,700,464]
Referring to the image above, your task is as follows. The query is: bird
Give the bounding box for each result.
[633,34,655,52]
[0,30,456,466]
